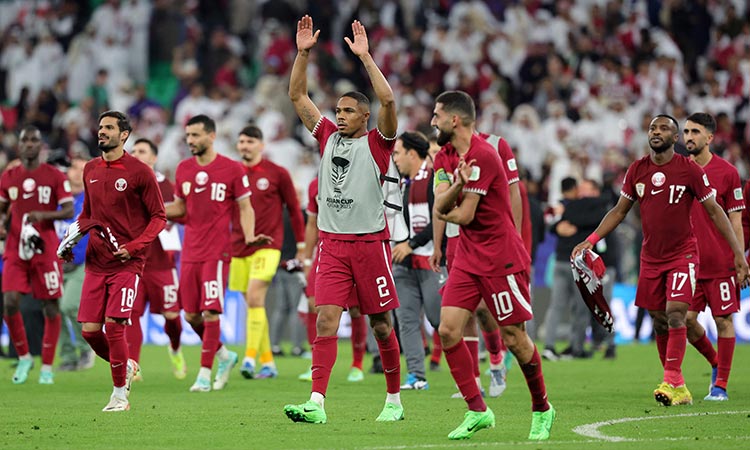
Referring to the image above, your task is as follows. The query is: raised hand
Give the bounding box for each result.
[344,20,369,57]
[296,15,320,51]
[454,158,476,186]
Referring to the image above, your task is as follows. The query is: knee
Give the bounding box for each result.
[315,311,340,337]
[43,302,60,318]
[371,320,391,340]
[666,312,685,329]
[184,313,201,326]
[438,322,461,348]
[245,291,265,308]
[714,317,733,335]
[163,311,179,321]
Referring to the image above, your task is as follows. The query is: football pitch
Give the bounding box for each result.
[1,342,748,450]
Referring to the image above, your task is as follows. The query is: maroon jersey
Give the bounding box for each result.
[80,152,166,274]
[0,163,72,259]
[175,154,251,262]
[313,117,394,241]
[143,173,176,271]
[230,159,304,257]
[621,154,714,265]
[691,155,744,279]
[452,135,530,277]
[307,177,318,216]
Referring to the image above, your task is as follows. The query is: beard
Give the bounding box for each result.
[98,138,119,152]
[190,144,207,157]
[436,128,453,146]
[685,142,703,155]
[648,139,672,154]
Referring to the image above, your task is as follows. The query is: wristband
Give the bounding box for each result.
[586,232,601,246]
[303,258,313,267]
[297,242,305,250]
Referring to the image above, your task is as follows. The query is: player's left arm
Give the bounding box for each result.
[437,191,480,225]
[435,159,479,225]
[238,196,272,245]
[702,196,750,286]
[729,211,744,254]
[346,20,397,138]
[27,200,74,223]
[116,170,166,260]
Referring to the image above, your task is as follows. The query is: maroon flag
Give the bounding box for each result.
[571,249,614,333]
[57,218,119,261]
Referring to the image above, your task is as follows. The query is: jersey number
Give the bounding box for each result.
[43,271,59,291]
[211,183,226,201]
[719,281,732,302]
[671,272,689,292]
[376,276,390,298]
[491,291,514,320]
[120,287,136,309]
[38,186,51,204]
[668,185,686,204]
[204,280,220,299]
[163,285,178,307]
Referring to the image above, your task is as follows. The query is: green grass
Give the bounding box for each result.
[1,342,749,449]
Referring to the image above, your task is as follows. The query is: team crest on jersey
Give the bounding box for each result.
[8,187,17,200]
[735,188,743,200]
[651,172,665,187]
[22,178,36,192]
[115,178,127,192]
[636,183,645,197]
[469,166,481,181]
[182,182,191,196]
[195,171,209,186]
[256,177,269,191]
[507,159,517,171]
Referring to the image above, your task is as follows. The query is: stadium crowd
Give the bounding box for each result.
[0,0,749,439]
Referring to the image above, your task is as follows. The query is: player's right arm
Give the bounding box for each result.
[702,196,750,287]
[289,15,322,132]
[509,182,522,235]
[165,196,186,220]
[571,195,633,258]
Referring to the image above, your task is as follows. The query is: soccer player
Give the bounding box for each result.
[390,131,443,390]
[129,138,185,379]
[572,114,750,407]
[166,114,269,393]
[73,111,166,411]
[0,125,74,384]
[227,125,305,380]
[297,177,369,383]
[432,130,521,398]
[432,91,553,440]
[682,113,744,401]
[283,16,403,424]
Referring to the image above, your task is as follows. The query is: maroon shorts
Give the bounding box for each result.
[2,255,63,300]
[78,271,141,323]
[179,260,229,314]
[315,238,398,315]
[306,251,358,308]
[441,267,533,326]
[689,276,740,315]
[133,268,180,316]
[635,260,697,311]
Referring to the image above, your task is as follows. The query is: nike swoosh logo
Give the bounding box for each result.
[195,187,207,193]
[112,363,123,368]
[384,368,397,373]
[23,193,34,199]
[670,293,684,298]
[120,307,131,313]
[721,304,733,311]
[651,189,664,195]
[666,358,678,362]
[497,313,513,322]
[205,300,217,305]
[380,299,394,307]
[90,179,99,183]
[303,408,318,412]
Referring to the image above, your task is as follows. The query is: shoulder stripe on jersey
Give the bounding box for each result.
[698,191,715,203]
[235,191,252,202]
[377,129,397,140]
[463,187,487,196]
[311,117,324,136]
[620,191,634,201]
